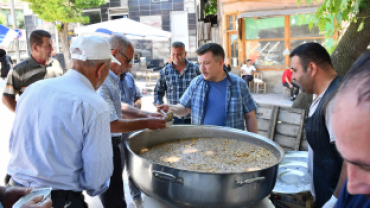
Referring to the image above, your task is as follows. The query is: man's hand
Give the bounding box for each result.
[146,117,166,130]
[20,195,52,208]
[289,83,293,88]
[0,187,30,208]
[157,104,170,113]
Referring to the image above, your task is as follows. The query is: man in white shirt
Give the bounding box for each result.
[240,59,256,87]
[6,36,119,208]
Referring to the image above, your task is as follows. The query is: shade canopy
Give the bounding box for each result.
[75,18,172,41]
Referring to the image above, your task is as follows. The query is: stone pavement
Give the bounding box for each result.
[0,78,292,208]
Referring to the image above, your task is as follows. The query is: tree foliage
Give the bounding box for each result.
[205,0,217,16]
[0,13,6,25]
[298,0,369,54]
[22,0,105,27]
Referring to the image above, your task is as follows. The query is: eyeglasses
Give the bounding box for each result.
[111,49,133,64]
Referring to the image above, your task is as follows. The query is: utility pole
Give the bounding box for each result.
[10,0,20,64]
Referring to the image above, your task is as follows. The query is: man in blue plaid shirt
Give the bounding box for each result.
[154,42,201,124]
[158,43,257,132]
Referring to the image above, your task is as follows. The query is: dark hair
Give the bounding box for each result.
[334,50,370,105]
[289,42,332,72]
[247,59,251,63]
[30,30,51,49]
[196,43,225,61]
[172,42,185,49]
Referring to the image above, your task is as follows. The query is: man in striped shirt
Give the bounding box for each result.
[2,30,63,112]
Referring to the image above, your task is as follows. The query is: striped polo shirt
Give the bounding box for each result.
[3,56,63,98]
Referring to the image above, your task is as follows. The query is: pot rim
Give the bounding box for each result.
[127,125,285,175]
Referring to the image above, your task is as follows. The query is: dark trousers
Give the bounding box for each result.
[173,118,191,125]
[283,82,300,97]
[242,75,253,88]
[8,178,88,208]
[51,193,88,208]
[99,137,127,208]
[121,140,141,198]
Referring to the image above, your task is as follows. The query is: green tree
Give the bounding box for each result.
[0,13,6,25]
[205,0,217,16]
[22,0,106,69]
[292,0,370,110]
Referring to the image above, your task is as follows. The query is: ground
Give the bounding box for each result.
[0,78,292,208]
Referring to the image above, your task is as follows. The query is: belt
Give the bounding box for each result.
[112,136,122,146]
[9,178,82,198]
[51,190,83,198]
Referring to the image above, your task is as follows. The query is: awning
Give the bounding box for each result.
[239,7,319,19]
[75,18,172,41]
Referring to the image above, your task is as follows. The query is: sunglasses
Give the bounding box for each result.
[111,49,133,64]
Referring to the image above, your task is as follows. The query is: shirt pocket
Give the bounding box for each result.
[166,76,178,93]
[229,97,243,113]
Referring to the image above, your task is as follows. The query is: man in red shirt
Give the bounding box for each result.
[282,68,300,100]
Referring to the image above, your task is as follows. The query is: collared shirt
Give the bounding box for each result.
[120,72,142,141]
[7,69,113,196]
[3,57,63,98]
[154,60,200,119]
[98,70,123,138]
[179,72,257,130]
[120,72,142,106]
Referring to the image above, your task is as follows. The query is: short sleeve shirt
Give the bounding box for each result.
[180,73,256,130]
[3,57,63,98]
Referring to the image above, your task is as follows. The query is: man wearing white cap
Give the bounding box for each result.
[6,36,120,208]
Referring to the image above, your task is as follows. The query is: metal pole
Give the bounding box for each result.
[10,0,20,64]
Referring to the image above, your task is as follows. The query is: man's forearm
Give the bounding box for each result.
[121,103,148,119]
[245,111,258,133]
[2,95,16,112]
[111,119,150,133]
[333,161,347,198]
[169,104,190,117]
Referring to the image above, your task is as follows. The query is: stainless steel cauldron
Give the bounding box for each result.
[126,125,284,208]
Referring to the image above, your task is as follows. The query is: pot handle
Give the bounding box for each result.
[152,170,183,184]
[235,176,265,187]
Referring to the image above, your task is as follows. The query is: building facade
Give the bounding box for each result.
[219,0,336,93]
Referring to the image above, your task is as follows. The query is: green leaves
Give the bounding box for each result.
[299,0,370,53]
[205,0,217,16]
[21,0,105,28]
[358,20,365,31]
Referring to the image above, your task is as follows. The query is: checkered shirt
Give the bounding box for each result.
[154,60,200,119]
[179,73,257,130]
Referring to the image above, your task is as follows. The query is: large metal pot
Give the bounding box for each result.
[127,125,284,208]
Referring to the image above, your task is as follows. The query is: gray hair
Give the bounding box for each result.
[108,33,133,53]
[172,41,185,49]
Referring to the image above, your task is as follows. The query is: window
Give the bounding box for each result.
[242,14,334,68]
[7,14,13,26]
[34,16,44,26]
[245,16,285,39]
[230,34,239,66]
[227,14,237,30]
[83,10,102,25]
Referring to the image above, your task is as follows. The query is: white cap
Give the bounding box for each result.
[70,36,121,65]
